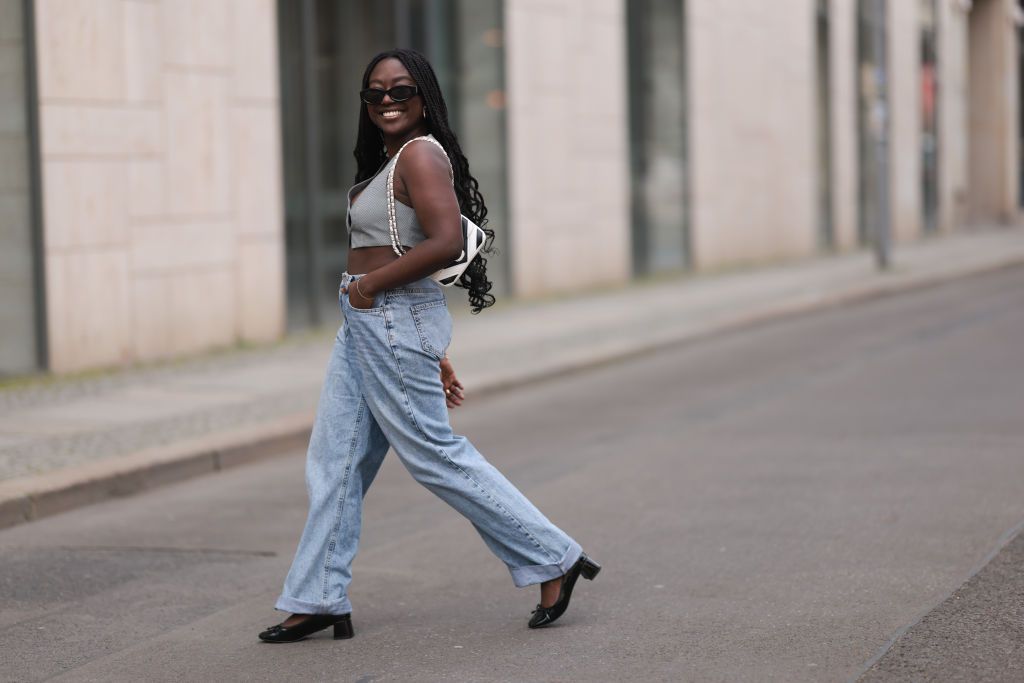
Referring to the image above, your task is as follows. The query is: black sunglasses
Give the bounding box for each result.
[360,84,419,105]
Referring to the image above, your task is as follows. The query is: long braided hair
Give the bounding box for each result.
[353,48,496,314]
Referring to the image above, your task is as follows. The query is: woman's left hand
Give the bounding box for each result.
[440,357,464,408]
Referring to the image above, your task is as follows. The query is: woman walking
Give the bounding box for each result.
[259,48,599,643]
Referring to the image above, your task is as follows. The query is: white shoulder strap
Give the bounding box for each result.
[390,135,454,183]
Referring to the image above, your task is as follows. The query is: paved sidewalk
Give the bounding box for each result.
[859,521,1024,682]
[1,227,1022,529]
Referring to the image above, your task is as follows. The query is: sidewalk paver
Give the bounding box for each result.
[1,227,1022,529]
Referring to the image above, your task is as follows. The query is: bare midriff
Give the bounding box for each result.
[346,245,405,276]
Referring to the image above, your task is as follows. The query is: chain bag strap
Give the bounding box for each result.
[385,135,488,287]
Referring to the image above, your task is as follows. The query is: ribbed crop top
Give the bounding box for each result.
[346,134,443,249]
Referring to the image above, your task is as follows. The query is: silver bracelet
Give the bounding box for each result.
[355,278,370,301]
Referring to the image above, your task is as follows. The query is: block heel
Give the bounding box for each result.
[579,556,601,581]
[333,616,355,639]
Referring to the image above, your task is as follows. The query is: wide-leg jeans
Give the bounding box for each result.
[274,272,582,615]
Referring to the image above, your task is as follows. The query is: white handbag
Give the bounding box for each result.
[385,135,488,287]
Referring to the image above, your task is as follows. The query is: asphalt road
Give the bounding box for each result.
[2,267,1023,682]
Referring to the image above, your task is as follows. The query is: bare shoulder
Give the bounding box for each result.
[397,137,453,184]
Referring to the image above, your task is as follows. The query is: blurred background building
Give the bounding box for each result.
[1,0,1022,375]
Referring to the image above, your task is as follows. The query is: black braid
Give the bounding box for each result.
[354,48,497,314]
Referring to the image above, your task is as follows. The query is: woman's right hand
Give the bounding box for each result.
[341,281,376,310]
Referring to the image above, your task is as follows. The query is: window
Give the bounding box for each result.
[1018,0,1024,207]
[627,0,690,275]
[0,0,45,374]
[857,0,891,264]
[817,0,835,248]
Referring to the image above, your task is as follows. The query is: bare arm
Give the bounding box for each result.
[355,141,462,297]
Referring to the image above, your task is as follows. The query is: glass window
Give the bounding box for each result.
[0,0,44,374]
[816,0,835,249]
[920,0,940,232]
[450,0,509,301]
[1018,0,1024,208]
[627,0,689,276]
[857,0,891,262]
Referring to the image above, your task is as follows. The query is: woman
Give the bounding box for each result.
[259,49,600,643]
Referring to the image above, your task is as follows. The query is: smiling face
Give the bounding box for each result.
[365,57,427,138]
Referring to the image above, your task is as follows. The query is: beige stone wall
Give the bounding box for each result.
[33,0,284,373]
[504,0,631,296]
[688,0,819,268]
[27,0,1018,373]
[889,0,923,242]
[504,0,1012,281]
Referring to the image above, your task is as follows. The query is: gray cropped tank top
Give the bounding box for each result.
[346,134,440,249]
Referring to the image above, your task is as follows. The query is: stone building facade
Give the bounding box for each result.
[1,0,1021,375]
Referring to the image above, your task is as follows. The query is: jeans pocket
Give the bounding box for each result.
[410,298,452,360]
[343,282,385,314]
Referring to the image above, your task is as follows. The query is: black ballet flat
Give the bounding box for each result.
[528,553,601,629]
[258,613,354,643]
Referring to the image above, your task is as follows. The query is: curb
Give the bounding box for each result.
[1,251,1022,532]
[0,413,313,530]
[851,515,1024,682]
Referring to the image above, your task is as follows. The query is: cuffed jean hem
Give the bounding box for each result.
[274,594,352,615]
[508,538,583,588]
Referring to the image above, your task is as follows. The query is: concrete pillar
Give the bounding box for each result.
[889,0,923,242]
[967,0,1020,226]
[687,0,818,268]
[504,0,631,296]
[938,0,971,233]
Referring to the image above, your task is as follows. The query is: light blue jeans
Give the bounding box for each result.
[275,271,582,615]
